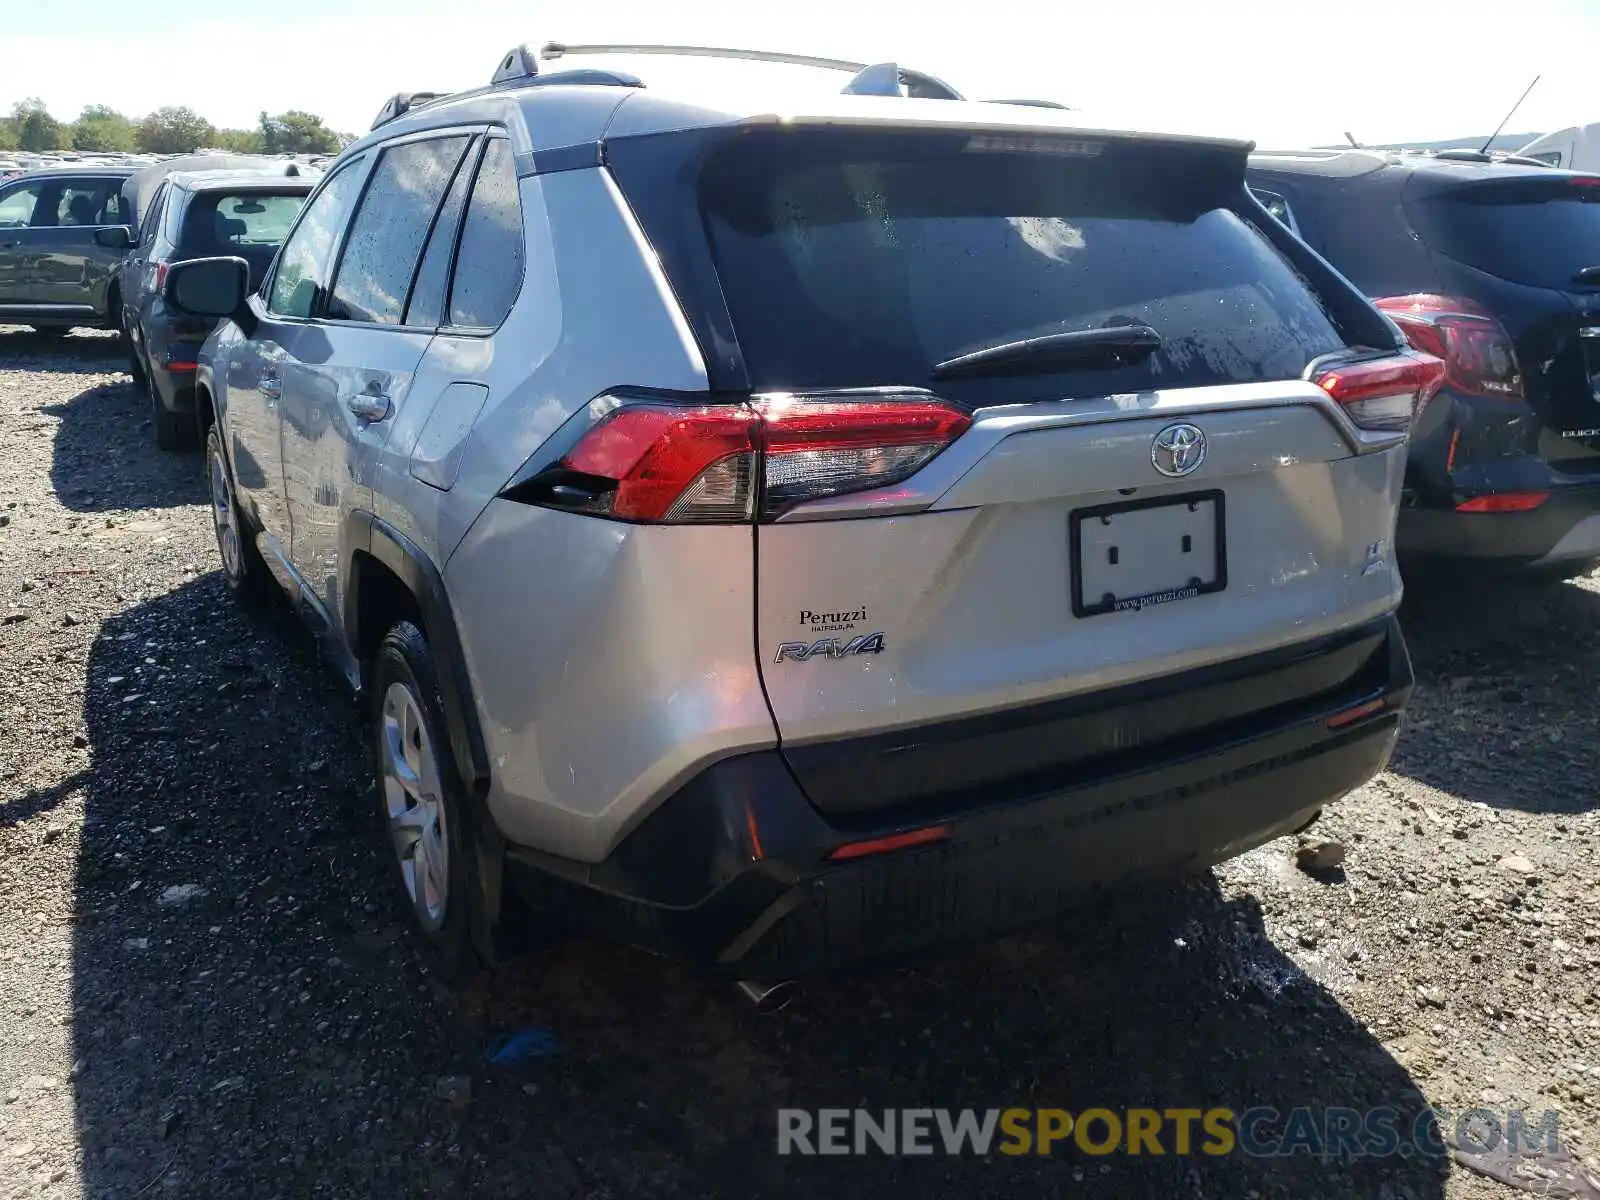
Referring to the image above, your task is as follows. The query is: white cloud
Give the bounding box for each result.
[2,0,1595,147]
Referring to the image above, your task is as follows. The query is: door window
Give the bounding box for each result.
[51,180,124,226]
[447,138,524,329]
[327,135,471,325]
[0,182,42,228]
[266,156,368,318]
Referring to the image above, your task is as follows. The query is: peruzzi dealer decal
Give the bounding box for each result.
[776,606,885,663]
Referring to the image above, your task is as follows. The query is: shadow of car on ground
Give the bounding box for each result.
[63,574,1450,1199]
[0,327,125,376]
[1392,569,1600,816]
[39,375,203,514]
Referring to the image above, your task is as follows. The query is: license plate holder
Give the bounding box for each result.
[1070,491,1227,618]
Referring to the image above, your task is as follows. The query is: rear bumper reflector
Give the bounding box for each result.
[1455,492,1550,513]
[1326,698,1387,730]
[827,824,951,861]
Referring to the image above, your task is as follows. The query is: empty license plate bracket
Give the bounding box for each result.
[1070,491,1227,618]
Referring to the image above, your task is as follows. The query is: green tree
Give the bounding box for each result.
[12,99,66,151]
[259,110,339,155]
[0,120,17,152]
[136,106,215,154]
[213,127,266,154]
[71,105,137,152]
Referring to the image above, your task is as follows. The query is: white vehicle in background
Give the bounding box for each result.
[1519,123,1600,170]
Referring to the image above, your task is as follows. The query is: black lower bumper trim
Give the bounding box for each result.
[504,615,1412,977]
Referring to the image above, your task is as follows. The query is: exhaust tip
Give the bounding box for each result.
[736,978,797,1014]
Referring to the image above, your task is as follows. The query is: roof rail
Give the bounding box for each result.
[540,41,963,100]
[370,91,448,131]
[987,98,1072,111]
[491,44,541,86]
[541,42,868,71]
[840,62,963,101]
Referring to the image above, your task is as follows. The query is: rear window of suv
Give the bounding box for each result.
[1406,177,1600,292]
[619,128,1347,404]
[179,191,306,255]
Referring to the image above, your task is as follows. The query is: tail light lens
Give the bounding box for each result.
[1311,352,1446,431]
[153,261,170,293]
[529,391,971,524]
[1374,294,1522,400]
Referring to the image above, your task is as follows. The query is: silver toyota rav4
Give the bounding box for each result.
[166,43,1440,990]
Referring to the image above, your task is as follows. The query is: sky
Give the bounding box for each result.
[1,0,1597,149]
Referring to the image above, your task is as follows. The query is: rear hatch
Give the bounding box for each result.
[1403,172,1600,469]
[609,119,1424,817]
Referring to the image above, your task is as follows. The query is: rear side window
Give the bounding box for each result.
[1407,178,1600,291]
[403,137,479,328]
[138,183,168,246]
[329,135,472,325]
[447,138,523,329]
[268,156,367,318]
[626,129,1347,403]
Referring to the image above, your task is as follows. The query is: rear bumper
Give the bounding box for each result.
[141,316,208,414]
[504,614,1412,977]
[1397,485,1600,565]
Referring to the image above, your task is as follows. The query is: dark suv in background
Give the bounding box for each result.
[0,165,135,334]
[1248,151,1600,575]
[115,169,312,449]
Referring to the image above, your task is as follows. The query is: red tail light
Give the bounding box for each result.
[1374,294,1522,400]
[547,391,971,523]
[153,261,170,293]
[1311,353,1446,431]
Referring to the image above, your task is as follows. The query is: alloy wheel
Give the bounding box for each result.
[379,681,450,930]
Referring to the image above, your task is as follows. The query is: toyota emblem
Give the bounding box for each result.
[1151,423,1207,478]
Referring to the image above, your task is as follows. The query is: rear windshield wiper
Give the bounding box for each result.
[1574,265,1600,285]
[931,324,1163,381]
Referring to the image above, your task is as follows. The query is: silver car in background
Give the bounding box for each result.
[164,43,1441,991]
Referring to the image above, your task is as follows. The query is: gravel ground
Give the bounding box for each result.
[0,327,1597,1199]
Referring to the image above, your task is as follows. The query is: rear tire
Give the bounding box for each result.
[205,424,271,606]
[370,622,483,988]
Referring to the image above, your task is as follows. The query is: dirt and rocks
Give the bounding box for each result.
[0,326,1596,1199]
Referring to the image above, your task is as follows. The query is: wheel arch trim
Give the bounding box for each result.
[345,513,492,799]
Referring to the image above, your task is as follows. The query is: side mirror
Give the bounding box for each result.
[93,225,134,250]
[164,256,250,320]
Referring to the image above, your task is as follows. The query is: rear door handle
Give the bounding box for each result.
[347,392,392,422]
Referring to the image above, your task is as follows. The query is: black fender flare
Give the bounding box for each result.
[345,513,505,960]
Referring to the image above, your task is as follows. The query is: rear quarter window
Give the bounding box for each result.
[637,129,1349,404]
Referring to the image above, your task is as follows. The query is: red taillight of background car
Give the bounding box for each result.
[152,261,170,294]
[1374,294,1523,401]
[551,391,972,523]
[1311,352,1447,431]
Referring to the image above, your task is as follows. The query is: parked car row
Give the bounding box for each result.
[0,154,317,446]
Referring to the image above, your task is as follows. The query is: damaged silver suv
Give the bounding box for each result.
[166,42,1439,991]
